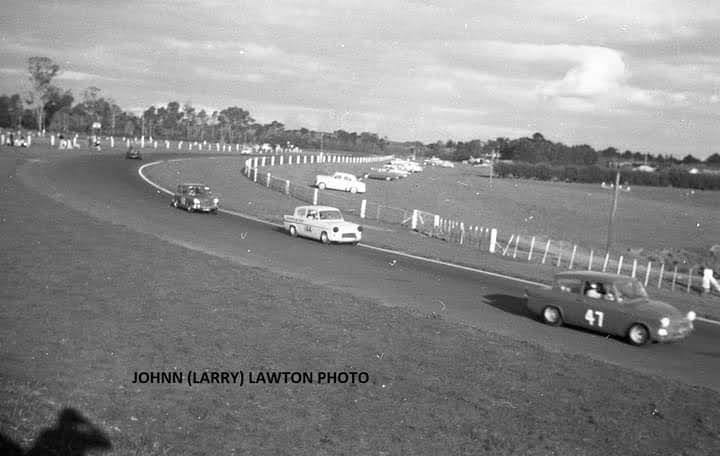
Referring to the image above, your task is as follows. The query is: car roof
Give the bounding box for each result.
[297,205,340,211]
[554,271,631,282]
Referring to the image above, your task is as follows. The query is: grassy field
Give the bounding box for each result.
[3,149,720,455]
[261,160,720,260]
[144,156,720,320]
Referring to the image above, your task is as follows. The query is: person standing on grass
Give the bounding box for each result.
[701,248,720,295]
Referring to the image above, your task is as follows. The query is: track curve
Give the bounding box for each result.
[18,150,720,392]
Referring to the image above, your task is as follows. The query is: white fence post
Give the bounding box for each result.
[313,188,318,205]
[617,255,624,274]
[360,199,366,219]
[266,173,271,187]
[280,155,284,165]
[141,136,145,147]
[569,245,577,269]
[588,250,594,270]
[271,156,275,166]
[285,180,290,195]
[631,259,637,278]
[541,240,551,264]
[261,157,266,166]
[602,253,610,272]
[489,228,497,253]
[411,209,418,230]
[528,236,536,261]
[165,140,170,149]
[50,135,55,146]
[154,141,158,149]
[657,263,665,288]
[110,137,115,148]
[459,222,465,244]
[178,140,183,149]
[253,168,258,182]
[512,236,520,258]
[644,261,652,286]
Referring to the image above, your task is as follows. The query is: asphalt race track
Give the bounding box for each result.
[16,150,720,392]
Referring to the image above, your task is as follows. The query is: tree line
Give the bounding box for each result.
[3,56,719,166]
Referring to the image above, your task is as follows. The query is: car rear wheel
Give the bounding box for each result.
[627,324,650,346]
[289,225,298,237]
[171,200,178,208]
[320,232,330,244]
[318,182,326,190]
[541,306,562,326]
[187,206,194,213]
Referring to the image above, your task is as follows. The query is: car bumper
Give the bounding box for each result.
[654,322,693,342]
[192,204,219,212]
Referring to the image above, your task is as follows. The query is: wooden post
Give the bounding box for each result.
[671,266,678,291]
[541,240,551,264]
[606,171,621,252]
[528,236,536,261]
[617,255,624,275]
[602,253,610,272]
[512,235,520,258]
[631,259,637,278]
[502,235,514,256]
[644,261,652,286]
[569,245,577,269]
[588,250,594,270]
[657,263,665,289]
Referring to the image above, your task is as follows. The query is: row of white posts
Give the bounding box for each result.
[243,153,696,292]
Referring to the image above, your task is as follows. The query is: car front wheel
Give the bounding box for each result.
[541,306,562,326]
[289,225,298,237]
[320,232,330,244]
[627,324,650,346]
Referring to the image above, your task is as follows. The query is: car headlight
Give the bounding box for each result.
[687,311,696,321]
[333,227,339,233]
[213,198,219,204]
[193,198,200,205]
[660,317,670,328]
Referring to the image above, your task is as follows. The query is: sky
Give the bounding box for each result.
[1,0,720,158]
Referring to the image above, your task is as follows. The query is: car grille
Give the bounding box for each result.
[341,233,357,239]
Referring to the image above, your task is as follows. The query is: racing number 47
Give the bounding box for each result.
[585,309,605,327]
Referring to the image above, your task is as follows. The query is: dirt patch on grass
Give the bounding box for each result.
[143,157,720,321]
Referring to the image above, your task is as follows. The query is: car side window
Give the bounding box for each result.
[295,208,306,217]
[307,210,317,219]
[556,278,582,294]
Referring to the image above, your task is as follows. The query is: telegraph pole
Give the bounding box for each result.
[606,171,621,253]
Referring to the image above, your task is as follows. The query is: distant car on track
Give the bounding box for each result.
[283,205,363,244]
[171,183,219,213]
[125,146,142,160]
[525,271,695,346]
[363,166,406,180]
[315,172,366,193]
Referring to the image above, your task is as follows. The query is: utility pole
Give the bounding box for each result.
[606,171,621,253]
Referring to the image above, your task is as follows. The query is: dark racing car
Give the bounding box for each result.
[171,183,219,213]
[125,146,142,160]
[525,271,695,345]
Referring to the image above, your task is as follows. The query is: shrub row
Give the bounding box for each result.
[493,162,720,190]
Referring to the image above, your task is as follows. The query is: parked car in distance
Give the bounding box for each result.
[283,205,363,244]
[315,172,366,193]
[171,183,219,213]
[125,146,142,160]
[363,166,407,180]
[525,271,695,346]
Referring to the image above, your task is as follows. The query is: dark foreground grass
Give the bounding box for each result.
[2,153,720,455]
[144,157,720,321]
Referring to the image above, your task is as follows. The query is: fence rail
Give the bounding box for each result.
[243,154,709,295]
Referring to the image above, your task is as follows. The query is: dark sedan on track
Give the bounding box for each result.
[125,147,142,160]
[171,183,219,213]
[525,271,696,345]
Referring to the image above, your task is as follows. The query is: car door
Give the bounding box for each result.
[304,209,318,239]
[577,281,614,333]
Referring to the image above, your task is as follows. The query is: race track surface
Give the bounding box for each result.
[17,150,720,392]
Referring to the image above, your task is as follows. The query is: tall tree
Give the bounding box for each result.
[26,56,61,131]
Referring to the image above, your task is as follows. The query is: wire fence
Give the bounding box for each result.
[244,154,711,295]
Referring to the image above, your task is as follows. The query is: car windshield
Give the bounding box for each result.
[615,278,648,300]
[188,187,211,196]
[319,210,342,220]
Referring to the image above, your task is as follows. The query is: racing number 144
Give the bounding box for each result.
[585,309,605,327]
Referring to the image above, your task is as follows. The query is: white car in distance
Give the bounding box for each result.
[283,205,363,244]
[315,172,366,193]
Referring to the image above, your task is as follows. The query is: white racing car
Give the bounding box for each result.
[283,205,363,244]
